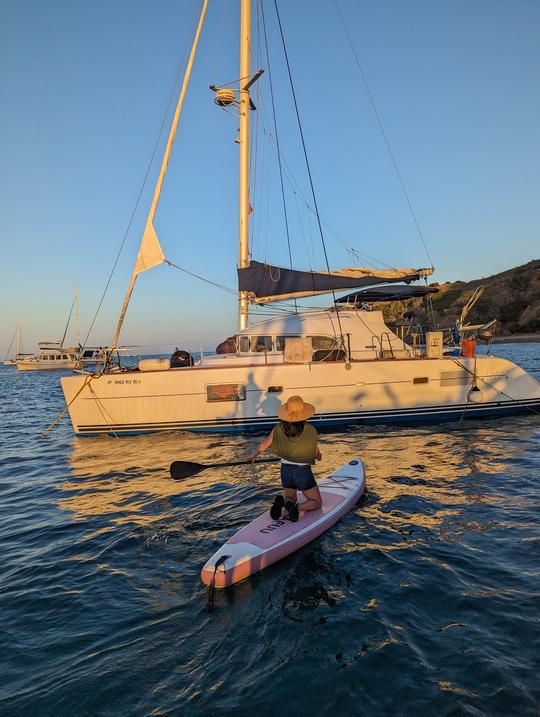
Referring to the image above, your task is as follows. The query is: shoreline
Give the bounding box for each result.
[492,333,540,344]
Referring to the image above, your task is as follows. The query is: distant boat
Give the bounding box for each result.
[16,291,83,372]
[10,290,121,373]
[16,342,123,372]
[16,341,83,372]
[3,321,32,366]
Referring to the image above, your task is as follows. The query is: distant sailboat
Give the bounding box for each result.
[3,322,32,366]
[3,323,19,365]
[58,0,540,434]
[15,289,117,372]
[16,291,83,372]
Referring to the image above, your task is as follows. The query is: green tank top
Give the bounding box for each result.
[271,423,318,464]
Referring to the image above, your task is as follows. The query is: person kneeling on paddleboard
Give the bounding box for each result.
[249,395,322,522]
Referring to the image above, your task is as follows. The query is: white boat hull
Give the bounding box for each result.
[17,359,80,372]
[60,355,540,435]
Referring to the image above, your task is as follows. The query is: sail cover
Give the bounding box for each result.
[336,284,439,304]
[238,261,434,304]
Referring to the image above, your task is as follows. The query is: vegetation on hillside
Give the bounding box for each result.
[380,259,540,335]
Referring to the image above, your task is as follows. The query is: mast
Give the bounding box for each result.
[75,287,80,347]
[238,0,251,330]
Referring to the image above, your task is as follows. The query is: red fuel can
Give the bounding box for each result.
[460,339,476,358]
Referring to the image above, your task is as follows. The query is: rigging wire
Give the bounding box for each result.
[248,8,261,262]
[211,0,236,260]
[60,295,76,348]
[254,72,379,274]
[250,9,261,260]
[256,89,318,271]
[164,259,237,295]
[262,128,394,269]
[292,188,314,270]
[81,13,198,349]
[4,325,17,361]
[333,0,434,270]
[260,0,297,312]
[273,0,345,341]
[263,142,272,262]
[426,288,438,329]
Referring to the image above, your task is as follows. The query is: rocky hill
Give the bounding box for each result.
[381,259,540,336]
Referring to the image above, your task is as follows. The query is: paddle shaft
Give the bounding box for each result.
[205,458,279,469]
[169,456,280,479]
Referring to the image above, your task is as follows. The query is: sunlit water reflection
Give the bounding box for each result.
[1,344,539,715]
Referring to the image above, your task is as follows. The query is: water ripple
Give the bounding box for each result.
[1,346,539,715]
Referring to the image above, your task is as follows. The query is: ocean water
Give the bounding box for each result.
[1,344,539,716]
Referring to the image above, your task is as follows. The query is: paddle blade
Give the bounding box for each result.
[170,460,206,480]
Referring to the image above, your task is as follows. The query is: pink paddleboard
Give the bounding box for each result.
[201,458,365,588]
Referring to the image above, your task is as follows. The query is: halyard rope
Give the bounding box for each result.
[42,374,94,435]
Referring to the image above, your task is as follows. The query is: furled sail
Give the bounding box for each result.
[238,261,434,304]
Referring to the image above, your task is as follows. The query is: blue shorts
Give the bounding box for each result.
[280,463,317,491]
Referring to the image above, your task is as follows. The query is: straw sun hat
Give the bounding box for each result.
[278,395,315,422]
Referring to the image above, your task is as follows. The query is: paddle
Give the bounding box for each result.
[170,457,280,480]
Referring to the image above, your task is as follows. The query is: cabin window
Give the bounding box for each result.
[279,335,338,353]
[239,336,273,353]
[254,336,272,352]
[309,335,343,362]
[276,335,300,351]
[206,383,246,402]
[62,354,68,360]
[413,377,429,384]
[309,335,338,350]
[312,348,346,362]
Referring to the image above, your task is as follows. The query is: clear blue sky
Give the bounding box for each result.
[1,0,539,355]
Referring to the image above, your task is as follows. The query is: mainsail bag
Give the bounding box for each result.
[238,261,433,304]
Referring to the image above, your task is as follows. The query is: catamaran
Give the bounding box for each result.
[60,0,540,435]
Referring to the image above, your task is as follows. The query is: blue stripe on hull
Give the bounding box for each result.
[74,399,540,436]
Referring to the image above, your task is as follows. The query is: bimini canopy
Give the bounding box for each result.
[238,261,434,304]
[336,284,439,304]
